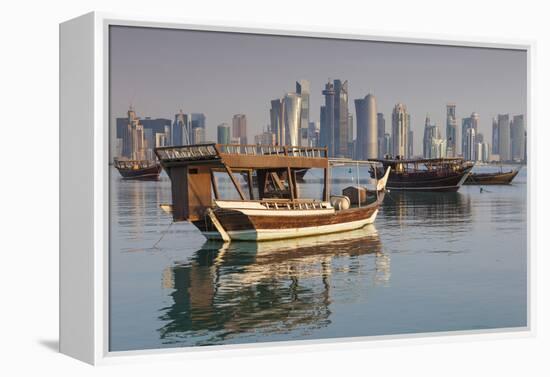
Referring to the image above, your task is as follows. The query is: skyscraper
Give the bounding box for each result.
[408,129,414,158]
[465,127,477,161]
[121,106,146,160]
[498,113,511,161]
[189,113,206,144]
[232,114,247,145]
[283,93,302,146]
[334,80,350,157]
[254,130,276,145]
[270,99,284,145]
[470,112,480,133]
[296,79,310,130]
[347,114,354,144]
[155,132,167,148]
[423,114,448,159]
[353,98,366,159]
[446,103,457,157]
[321,81,335,156]
[476,143,483,162]
[217,123,231,144]
[481,142,490,162]
[308,120,320,146]
[391,103,409,158]
[384,133,391,157]
[492,117,499,154]
[117,108,172,159]
[510,114,525,161]
[172,110,191,146]
[192,127,205,144]
[461,117,471,156]
[461,112,480,157]
[377,113,385,158]
[354,94,378,160]
[423,114,442,158]
[320,106,327,148]
[122,106,137,157]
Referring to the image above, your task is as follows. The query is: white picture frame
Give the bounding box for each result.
[59,11,534,365]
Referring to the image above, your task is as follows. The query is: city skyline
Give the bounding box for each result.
[110,26,527,155]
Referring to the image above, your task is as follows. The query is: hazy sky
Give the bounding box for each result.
[110,25,527,153]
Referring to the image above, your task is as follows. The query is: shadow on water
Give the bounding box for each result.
[157,226,390,346]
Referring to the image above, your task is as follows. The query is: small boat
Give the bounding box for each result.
[371,157,474,192]
[155,143,390,242]
[114,159,162,180]
[464,169,519,185]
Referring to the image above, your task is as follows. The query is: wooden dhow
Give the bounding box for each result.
[155,144,390,242]
[372,157,474,192]
[464,168,520,185]
[114,159,162,180]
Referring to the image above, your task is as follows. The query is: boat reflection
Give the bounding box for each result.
[158,226,389,346]
[382,191,472,226]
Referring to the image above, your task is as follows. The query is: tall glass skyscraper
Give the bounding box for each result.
[465,127,477,161]
[321,81,335,156]
[191,113,206,144]
[510,114,525,161]
[377,113,385,158]
[334,80,349,157]
[232,114,247,145]
[354,94,378,160]
[172,110,190,146]
[461,113,478,157]
[270,99,284,145]
[492,117,499,154]
[391,103,409,158]
[217,123,231,144]
[446,103,457,157]
[296,79,310,131]
[283,93,302,147]
[498,113,511,161]
[321,79,349,157]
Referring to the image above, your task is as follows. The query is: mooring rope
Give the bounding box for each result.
[152,221,174,249]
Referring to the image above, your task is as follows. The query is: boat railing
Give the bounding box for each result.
[156,143,328,162]
[217,144,327,158]
[259,199,331,210]
[114,159,158,169]
[216,198,331,210]
[155,144,219,161]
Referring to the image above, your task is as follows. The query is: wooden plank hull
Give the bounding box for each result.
[463,169,519,185]
[386,166,472,192]
[192,196,383,241]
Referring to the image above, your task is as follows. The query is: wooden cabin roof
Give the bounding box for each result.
[155,143,329,169]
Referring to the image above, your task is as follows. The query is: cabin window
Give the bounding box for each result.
[294,168,324,200]
[329,165,376,196]
[260,170,291,200]
[211,170,252,200]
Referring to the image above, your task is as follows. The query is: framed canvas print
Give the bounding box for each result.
[59,12,533,365]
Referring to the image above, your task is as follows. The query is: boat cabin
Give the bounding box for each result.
[155,144,334,222]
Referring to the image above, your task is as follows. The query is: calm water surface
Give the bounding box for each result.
[109,165,527,351]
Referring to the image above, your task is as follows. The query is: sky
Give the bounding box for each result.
[109,25,527,153]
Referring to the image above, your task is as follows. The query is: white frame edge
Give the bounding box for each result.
[59,11,535,365]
